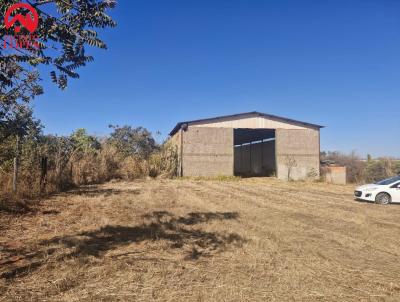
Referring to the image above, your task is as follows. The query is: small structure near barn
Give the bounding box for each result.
[324,166,347,185]
[321,162,347,185]
[169,111,323,180]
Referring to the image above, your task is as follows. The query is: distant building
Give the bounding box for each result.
[169,111,323,180]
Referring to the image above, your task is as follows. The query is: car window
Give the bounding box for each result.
[391,182,400,188]
[375,176,400,185]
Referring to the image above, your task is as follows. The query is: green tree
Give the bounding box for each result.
[0,0,116,138]
[108,125,158,159]
[0,106,42,172]
[70,128,100,153]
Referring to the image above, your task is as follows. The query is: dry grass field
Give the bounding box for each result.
[1,178,400,301]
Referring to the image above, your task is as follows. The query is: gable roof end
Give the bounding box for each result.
[169,111,324,136]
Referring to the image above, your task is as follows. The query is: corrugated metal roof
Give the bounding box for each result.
[169,111,324,136]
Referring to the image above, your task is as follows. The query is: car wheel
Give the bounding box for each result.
[375,192,391,205]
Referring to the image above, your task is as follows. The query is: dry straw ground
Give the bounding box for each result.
[1,178,400,301]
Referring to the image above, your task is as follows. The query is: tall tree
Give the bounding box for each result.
[0,0,116,136]
[108,125,158,159]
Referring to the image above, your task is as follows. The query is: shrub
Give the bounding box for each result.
[0,125,176,199]
[148,142,178,178]
[321,151,399,183]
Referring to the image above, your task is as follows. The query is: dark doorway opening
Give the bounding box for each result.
[234,129,276,177]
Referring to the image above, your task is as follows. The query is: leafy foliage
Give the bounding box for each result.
[0,105,42,141]
[70,128,101,153]
[108,125,158,159]
[0,0,116,139]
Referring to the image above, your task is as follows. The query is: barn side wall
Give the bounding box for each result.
[275,129,320,180]
[182,127,234,177]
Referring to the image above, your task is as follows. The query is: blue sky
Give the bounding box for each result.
[32,0,400,157]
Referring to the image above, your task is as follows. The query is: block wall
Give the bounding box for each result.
[276,129,320,180]
[182,127,234,177]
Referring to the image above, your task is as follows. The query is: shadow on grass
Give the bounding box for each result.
[0,185,139,215]
[1,211,245,279]
[64,186,141,198]
[0,198,38,215]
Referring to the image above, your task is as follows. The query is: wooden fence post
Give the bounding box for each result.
[40,156,48,195]
[12,135,20,194]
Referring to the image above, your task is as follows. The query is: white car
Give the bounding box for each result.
[354,175,400,204]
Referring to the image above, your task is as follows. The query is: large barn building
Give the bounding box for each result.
[169,112,323,180]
